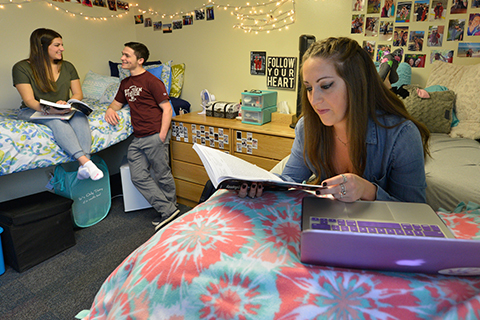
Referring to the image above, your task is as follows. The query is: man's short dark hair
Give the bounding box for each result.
[124,42,150,63]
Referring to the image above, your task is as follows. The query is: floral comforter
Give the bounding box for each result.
[0,98,132,176]
[81,190,480,320]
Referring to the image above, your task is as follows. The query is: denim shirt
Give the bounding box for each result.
[280,115,427,203]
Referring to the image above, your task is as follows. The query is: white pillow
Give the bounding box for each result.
[82,71,120,100]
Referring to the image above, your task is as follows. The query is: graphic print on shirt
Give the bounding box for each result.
[125,85,143,102]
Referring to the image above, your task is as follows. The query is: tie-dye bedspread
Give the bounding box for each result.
[0,98,132,176]
[81,190,480,320]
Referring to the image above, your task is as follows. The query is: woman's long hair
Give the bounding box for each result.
[300,37,429,184]
[28,28,63,93]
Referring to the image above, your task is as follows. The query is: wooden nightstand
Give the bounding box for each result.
[170,113,295,207]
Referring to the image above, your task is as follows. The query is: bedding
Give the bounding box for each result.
[80,189,480,320]
[0,98,132,176]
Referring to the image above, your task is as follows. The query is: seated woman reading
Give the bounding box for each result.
[240,37,430,202]
[12,28,103,181]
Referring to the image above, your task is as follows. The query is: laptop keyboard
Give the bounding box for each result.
[310,217,445,238]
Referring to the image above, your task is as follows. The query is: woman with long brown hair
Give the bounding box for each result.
[13,28,103,180]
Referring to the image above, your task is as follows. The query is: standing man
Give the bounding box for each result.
[105,42,178,231]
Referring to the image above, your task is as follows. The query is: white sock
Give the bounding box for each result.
[77,165,90,180]
[84,160,104,181]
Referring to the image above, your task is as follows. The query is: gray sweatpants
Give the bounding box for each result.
[127,131,177,215]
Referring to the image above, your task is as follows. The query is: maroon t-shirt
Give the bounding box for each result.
[115,71,169,138]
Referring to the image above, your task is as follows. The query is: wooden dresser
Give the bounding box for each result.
[170,112,295,207]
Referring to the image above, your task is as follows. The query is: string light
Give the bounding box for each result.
[0,0,296,32]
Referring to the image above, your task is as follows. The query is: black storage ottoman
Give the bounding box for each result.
[0,191,76,272]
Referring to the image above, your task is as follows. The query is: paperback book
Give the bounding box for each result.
[31,99,93,120]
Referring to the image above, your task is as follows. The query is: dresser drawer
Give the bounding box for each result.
[174,179,204,205]
[172,160,209,185]
[233,132,293,161]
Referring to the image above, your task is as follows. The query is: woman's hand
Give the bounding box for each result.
[316,173,377,202]
[47,100,71,114]
[237,182,264,198]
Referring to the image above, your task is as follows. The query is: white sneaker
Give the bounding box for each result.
[154,209,180,232]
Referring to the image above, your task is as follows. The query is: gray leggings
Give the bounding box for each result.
[17,107,92,160]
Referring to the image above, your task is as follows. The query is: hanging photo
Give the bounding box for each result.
[413,0,428,21]
[377,44,392,61]
[458,42,480,57]
[367,0,381,14]
[250,51,266,76]
[405,53,426,67]
[351,14,365,34]
[134,15,143,24]
[163,23,172,33]
[195,9,205,20]
[117,1,129,10]
[396,1,412,23]
[408,30,424,51]
[448,19,465,41]
[363,40,376,59]
[467,14,480,36]
[206,5,215,20]
[451,0,468,14]
[353,0,365,11]
[144,18,152,28]
[381,0,395,18]
[183,15,193,25]
[173,20,183,30]
[107,0,116,11]
[427,25,444,47]
[430,0,447,21]
[379,21,394,41]
[365,17,379,36]
[393,26,409,46]
[153,21,162,31]
[431,49,454,63]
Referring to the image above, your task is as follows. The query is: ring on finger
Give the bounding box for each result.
[340,183,347,196]
[341,174,347,184]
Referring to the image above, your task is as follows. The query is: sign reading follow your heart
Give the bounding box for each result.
[266,56,297,90]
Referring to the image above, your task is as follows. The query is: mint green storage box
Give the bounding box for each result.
[241,90,277,108]
[241,105,277,125]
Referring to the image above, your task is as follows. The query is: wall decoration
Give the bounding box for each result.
[117,1,128,10]
[467,13,480,35]
[367,0,381,14]
[352,14,365,34]
[250,52,266,76]
[206,4,214,20]
[447,19,465,40]
[427,25,444,46]
[93,0,105,8]
[413,0,428,21]
[134,15,143,24]
[266,56,297,90]
[173,20,182,30]
[379,21,393,41]
[381,0,395,18]
[458,42,480,57]
[431,49,454,63]
[473,0,480,8]
[365,17,380,36]
[153,21,162,31]
[430,0,447,21]
[408,30,424,51]
[363,40,376,59]
[451,0,468,14]
[393,26,409,46]
[396,1,412,23]
[353,0,365,12]
[376,44,392,61]
[163,23,172,34]
[144,17,152,27]
[183,15,193,25]
[405,53,426,67]
[195,9,205,20]
[107,0,115,11]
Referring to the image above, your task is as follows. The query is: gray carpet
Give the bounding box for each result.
[0,195,192,320]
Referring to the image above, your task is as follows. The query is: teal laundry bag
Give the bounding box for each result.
[52,155,111,228]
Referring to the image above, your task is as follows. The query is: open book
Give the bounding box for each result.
[31,99,93,120]
[192,143,325,191]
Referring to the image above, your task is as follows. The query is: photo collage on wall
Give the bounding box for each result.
[353,0,480,67]
[135,5,215,34]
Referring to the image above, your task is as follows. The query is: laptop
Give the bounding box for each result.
[300,197,480,276]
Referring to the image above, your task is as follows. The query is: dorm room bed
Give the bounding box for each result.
[80,189,480,319]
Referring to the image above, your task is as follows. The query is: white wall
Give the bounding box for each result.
[0,1,134,110]
[135,0,480,114]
